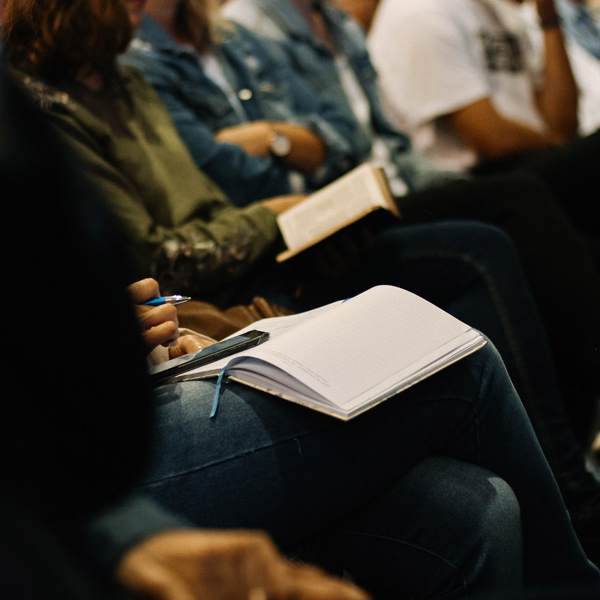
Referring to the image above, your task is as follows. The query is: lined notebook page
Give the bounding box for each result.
[245,286,474,405]
[185,286,480,409]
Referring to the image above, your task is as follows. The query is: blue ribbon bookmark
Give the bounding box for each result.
[210,357,246,419]
[210,366,229,419]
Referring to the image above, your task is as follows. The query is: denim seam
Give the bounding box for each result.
[142,397,481,486]
[432,251,570,480]
[401,250,532,398]
[141,421,340,485]
[399,249,562,464]
[330,529,469,598]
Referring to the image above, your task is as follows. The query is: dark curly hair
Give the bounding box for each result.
[2,0,132,80]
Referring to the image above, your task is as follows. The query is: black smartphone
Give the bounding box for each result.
[148,329,270,386]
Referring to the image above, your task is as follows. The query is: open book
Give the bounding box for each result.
[276,163,399,262]
[171,286,486,420]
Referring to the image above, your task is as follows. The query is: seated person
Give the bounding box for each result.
[520,0,600,136]
[223,0,600,553]
[339,0,600,134]
[3,52,599,600]
[368,0,580,169]
[366,0,600,295]
[126,0,362,206]
[147,0,600,455]
[125,0,454,201]
[4,0,600,570]
[368,0,600,197]
[0,60,366,600]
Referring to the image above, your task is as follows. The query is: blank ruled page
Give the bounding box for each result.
[182,285,484,417]
[235,286,477,405]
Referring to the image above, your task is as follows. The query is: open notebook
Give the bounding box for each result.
[170,285,486,420]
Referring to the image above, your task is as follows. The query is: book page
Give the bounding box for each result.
[241,286,477,406]
[228,330,483,419]
[277,163,392,251]
[183,286,483,411]
[176,300,343,379]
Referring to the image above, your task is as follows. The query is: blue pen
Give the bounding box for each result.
[143,295,191,307]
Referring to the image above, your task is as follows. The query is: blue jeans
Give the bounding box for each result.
[400,171,600,445]
[139,343,599,598]
[247,220,599,521]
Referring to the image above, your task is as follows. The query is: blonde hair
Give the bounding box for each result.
[176,0,230,52]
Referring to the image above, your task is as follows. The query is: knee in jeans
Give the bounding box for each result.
[399,458,523,593]
[413,457,522,551]
[460,222,519,262]
[477,474,522,545]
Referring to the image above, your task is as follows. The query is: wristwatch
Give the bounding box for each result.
[268,129,292,158]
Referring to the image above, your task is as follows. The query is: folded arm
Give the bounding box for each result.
[534,0,579,140]
[215,120,326,172]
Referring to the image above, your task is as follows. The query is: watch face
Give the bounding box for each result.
[270,132,292,157]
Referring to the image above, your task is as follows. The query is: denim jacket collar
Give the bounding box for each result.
[133,16,268,122]
[135,14,188,54]
[256,0,316,42]
[254,0,351,54]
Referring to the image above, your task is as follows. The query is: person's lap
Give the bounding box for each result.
[288,220,597,494]
[138,342,598,589]
[140,343,502,539]
[394,177,600,443]
[306,456,523,599]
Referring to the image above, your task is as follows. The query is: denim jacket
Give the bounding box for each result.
[226,0,458,192]
[121,15,360,206]
[557,0,600,61]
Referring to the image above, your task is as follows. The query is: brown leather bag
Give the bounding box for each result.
[176,296,294,341]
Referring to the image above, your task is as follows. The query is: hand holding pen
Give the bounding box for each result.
[127,279,209,359]
[127,279,185,353]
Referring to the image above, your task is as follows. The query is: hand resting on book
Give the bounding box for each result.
[261,194,308,214]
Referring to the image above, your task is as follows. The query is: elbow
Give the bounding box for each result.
[467,126,559,159]
[551,116,580,143]
[308,142,327,171]
[540,96,580,142]
[293,140,327,173]
[468,132,522,160]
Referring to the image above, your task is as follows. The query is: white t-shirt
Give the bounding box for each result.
[368,0,547,170]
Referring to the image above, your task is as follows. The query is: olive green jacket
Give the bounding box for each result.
[16,67,281,303]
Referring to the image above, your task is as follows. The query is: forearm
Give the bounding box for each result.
[472,119,559,157]
[271,122,327,171]
[150,202,281,302]
[536,2,580,139]
[450,99,560,159]
[158,97,296,205]
[215,121,326,172]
